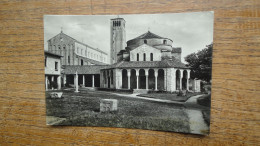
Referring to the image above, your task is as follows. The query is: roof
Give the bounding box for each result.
[128,31,168,42]
[44,51,63,58]
[172,47,182,53]
[63,65,110,74]
[48,31,108,55]
[111,18,125,20]
[76,55,108,65]
[103,58,189,70]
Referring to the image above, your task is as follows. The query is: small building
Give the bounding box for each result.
[45,51,62,90]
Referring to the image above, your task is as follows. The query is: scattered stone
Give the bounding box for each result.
[49,92,63,98]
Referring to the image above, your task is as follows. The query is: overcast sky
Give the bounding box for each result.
[44,11,214,63]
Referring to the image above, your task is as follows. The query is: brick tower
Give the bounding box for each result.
[110,18,126,64]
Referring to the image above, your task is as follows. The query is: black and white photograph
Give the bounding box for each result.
[44,11,214,135]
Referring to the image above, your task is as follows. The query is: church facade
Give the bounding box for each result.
[47,31,108,66]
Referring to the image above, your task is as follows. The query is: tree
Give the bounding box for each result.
[185,43,213,82]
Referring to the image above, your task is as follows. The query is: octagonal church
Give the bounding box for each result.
[49,17,200,92]
[100,18,191,92]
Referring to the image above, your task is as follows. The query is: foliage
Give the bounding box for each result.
[185,43,213,82]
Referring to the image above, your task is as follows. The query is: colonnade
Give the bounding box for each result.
[45,75,61,91]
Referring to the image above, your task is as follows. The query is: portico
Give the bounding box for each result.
[100,60,191,92]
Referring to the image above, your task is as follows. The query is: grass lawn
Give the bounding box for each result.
[138,92,202,102]
[46,89,191,133]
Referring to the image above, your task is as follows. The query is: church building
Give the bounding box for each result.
[100,18,195,92]
[48,17,200,92]
[47,30,108,66]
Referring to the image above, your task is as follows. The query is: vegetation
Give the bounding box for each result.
[46,90,190,133]
[185,43,213,82]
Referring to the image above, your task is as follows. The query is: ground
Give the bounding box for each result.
[138,92,202,102]
[46,88,210,134]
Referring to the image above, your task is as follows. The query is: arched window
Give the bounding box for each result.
[137,53,139,61]
[144,40,147,44]
[81,59,83,66]
[68,56,70,64]
[143,53,146,61]
[163,40,167,44]
[150,53,153,61]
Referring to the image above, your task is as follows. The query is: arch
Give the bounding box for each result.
[176,70,181,90]
[158,69,165,90]
[148,69,155,89]
[143,53,146,61]
[139,69,146,89]
[150,53,153,61]
[163,40,167,44]
[81,59,83,66]
[111,70,114,85]
[137,53,139,61]
[122,69,128,89]
[144,39,147,44]
[183,70,188,90]
[130,69,137,89]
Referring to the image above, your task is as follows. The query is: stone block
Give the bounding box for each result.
[100,99,118,112]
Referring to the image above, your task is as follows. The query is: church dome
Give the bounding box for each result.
[126,31,173,51]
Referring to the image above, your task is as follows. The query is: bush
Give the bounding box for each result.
[177,90,187,96]
[197,94,211,107]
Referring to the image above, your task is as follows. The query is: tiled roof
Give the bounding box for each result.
[63,65,109,74]
[172,47,182,53]
[44,50,63,57]
[104,58,189,69]
[48,32,108,55]
[128,31,165,41]
[77,55,108,65]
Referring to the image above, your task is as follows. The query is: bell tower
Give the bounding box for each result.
[110,18,126,64]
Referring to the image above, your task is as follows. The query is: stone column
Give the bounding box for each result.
[136,69,139,89]
[127,69,131,89]
[92,74,95,87]
[154,69,158,91]
[57,75,61,90]
[45,76,48,91]
[51,76,54,90]
[75,72,79,92]
[82,75,85,87]
[187,70,191,91]
[172,69,176,91]
[145,69,149,90]
[180,70,183,90]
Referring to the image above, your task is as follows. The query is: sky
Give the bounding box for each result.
[44,11,214,63]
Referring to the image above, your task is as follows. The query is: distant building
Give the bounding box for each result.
[45,51,62,90]
[47,31,108,66]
